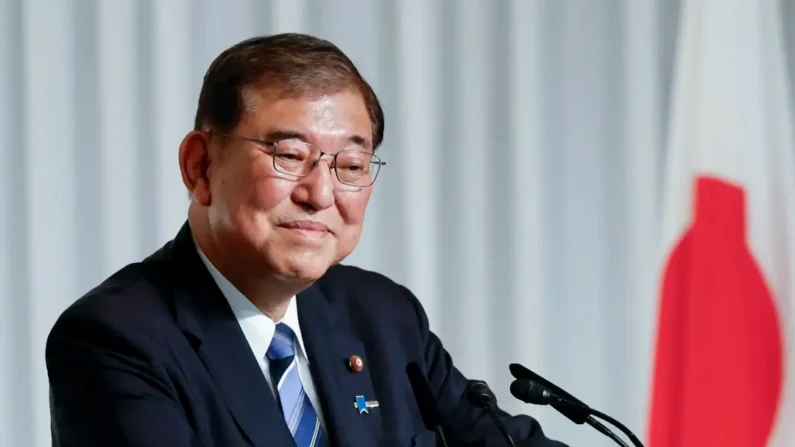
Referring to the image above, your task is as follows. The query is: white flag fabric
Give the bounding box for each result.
[648,1,795,446]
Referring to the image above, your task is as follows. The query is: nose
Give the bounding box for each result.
[291,157,335,211]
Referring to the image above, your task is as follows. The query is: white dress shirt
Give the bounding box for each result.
[194,244,327,428]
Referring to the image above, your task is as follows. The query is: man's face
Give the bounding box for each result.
[205,89,374,281]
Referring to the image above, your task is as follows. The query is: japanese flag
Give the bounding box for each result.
[648,0,795,446]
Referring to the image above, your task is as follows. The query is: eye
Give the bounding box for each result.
[274,153,304,161]
[273,140,311,161]
[337,159,365,170]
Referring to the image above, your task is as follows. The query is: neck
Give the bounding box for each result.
[188,206,309,321]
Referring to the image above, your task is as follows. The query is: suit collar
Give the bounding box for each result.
[168,223,294,446]
[193,241,309,367]
[298,283,384,447]
[168,222,383,446]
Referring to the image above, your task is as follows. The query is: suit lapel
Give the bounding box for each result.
[298,285,383,447]
[169,224,295,447]
[195,318,295,446]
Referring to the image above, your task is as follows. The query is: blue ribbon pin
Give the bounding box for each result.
[354,395,379,414]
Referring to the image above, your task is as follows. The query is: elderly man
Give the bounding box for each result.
[46,33,567,447]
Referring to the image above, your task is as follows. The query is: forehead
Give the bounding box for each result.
[239,88,373,146]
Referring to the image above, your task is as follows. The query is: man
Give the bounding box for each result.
[46,33,567,447]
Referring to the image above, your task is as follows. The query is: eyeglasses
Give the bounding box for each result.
[210,132,385,188]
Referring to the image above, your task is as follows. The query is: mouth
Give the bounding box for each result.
[278,220,331,235]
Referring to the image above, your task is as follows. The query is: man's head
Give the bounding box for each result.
[179,33,384,284]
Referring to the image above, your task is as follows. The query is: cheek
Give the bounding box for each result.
[335,189,371,226]
[218,158,293,212]
[251,176,295,210]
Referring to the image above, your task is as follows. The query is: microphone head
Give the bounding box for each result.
[509,363,537,380]
[508,364,592,425]
[405,362,445,432]
[509,363,586,407]
[464,380,495,409]
[510,379,552,405]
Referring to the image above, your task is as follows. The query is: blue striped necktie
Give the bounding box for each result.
[267,323,326,447]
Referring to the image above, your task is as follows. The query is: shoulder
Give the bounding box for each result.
[315,264,430,330]
[320,263,407,291]
[317,263,417,304]
[47,250,177,359]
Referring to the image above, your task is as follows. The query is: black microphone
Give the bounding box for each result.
[406,362,450,447]
[464,380,516,447]
[509,364,642,446]
[510,378,643,447]
[508,379,561,407]
[510,380,629,447]
[509,363,591,424]
[510,362,634,446]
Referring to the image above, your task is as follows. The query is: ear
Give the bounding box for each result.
[179,130,212,206]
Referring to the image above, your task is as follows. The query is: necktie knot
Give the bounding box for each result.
[267,323,296,361]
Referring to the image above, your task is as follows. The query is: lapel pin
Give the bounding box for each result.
[354,395,379,414]
[348,354,364,373]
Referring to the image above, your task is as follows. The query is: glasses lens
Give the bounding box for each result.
[272,143,382,186]
[272,140,313,175]
[335,150,380,186]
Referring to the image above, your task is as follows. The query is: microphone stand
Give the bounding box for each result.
[508,370,645,447]
[542,391,642,447]
[465,380,517,447]
[434,425,450,447]
[585,417,629,447]
[579,406,643,447]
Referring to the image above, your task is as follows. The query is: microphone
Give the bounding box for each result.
[510,362,629,445]
[509,364,643,446]
[510,380,628,447]
[406,362,450,447]
[508,363,591,424]
[508,379,561,407]
[510,377,644,447]
[464,380,517,447]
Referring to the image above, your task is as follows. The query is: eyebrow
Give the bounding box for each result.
[263,129,371,149]
[263,129,307,142]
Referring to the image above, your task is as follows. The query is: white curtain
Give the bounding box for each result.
[2,1,795,446]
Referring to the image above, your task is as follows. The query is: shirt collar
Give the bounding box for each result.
[193,242,308,363]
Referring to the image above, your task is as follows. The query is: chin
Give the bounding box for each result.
[270,251,335,282]
[275,265,331,283]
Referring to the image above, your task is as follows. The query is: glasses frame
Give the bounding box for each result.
[209,132,386,188]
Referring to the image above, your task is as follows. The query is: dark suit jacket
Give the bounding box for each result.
[46,223,567,447]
